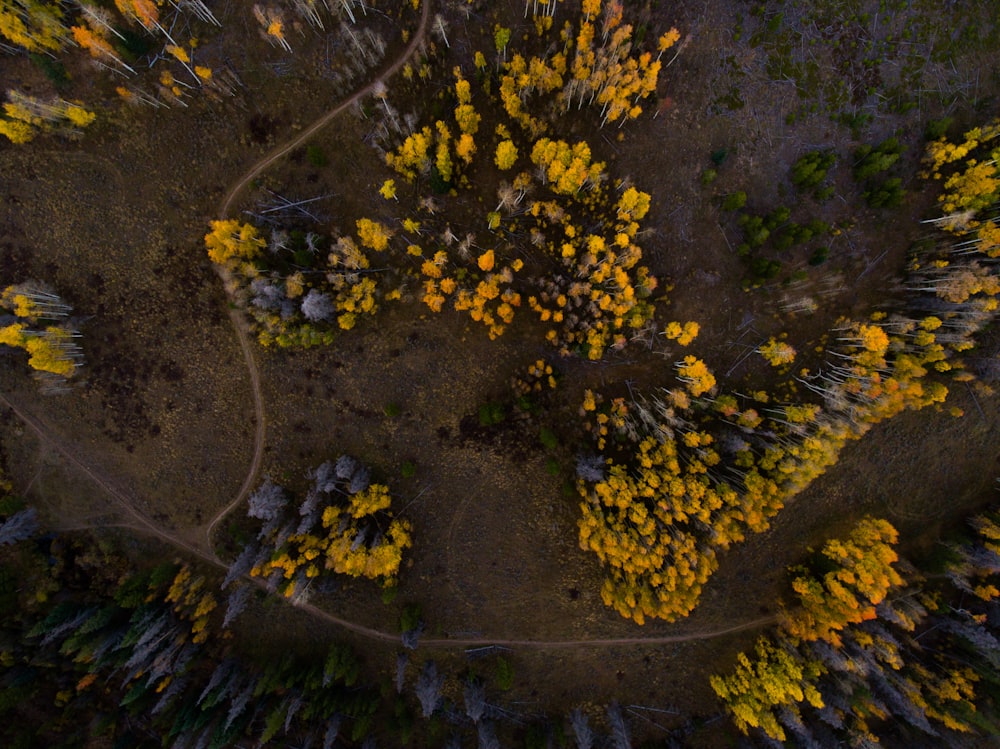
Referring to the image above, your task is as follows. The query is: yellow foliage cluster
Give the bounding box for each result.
[0,0,67,53]
[949,511,1000,601]
[204,220,265,265]
[709,637,824,742]
[115,0,159,30]
[925,120,1000,241]
[251,483,411,592]
[355,218,392,252]
[713,516,985,741]
[0,90,96,144]
[165,566,218,644]
[217,219,396,348]
[578,432,773,623]
[580,301,963,626]
[564,8,668,127]
[530,138,603,195]
[497,53,559,137]
[0,286,79,377]
[452,272,522,339]
[675,356,716,396]
[758,337,796,367]
[524,193,657,359]
[386,125,434,179]
[387,117,470,186]
[511,358,557,397]
[495,139,519,170]
[415,241,524,338]
[662,320,699,346]
[581,392,630,450]
[782,518,902,647]
[453,67,480,143]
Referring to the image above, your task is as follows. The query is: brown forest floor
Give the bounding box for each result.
[2,0,1000,741]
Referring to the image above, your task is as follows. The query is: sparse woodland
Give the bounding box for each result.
[2,0,1000,746]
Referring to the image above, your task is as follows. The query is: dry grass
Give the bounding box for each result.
[1,0,999,740]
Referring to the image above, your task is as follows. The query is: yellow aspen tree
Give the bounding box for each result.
[114,0,159,31]
[71,23,136,74]
[204,220,265,264]
[495,139,519,170]
[782,517,903,646]
[710,637,824,741]
[0,0,67,52]
[356,218,392,252]
[759,337,796,366]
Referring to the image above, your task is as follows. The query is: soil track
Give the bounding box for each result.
[0,0,778,652]
[204,0,433,548]
[2,390,777,649]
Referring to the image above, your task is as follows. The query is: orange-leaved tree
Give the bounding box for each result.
[781,516,903,646]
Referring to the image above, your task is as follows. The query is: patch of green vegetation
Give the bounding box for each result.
[808,245,830,266]
[539,427,558,450]
[495,655,514,691]
[0,494,26,515]
[30,54,69,88]
[791,150,836,194]
[399,603,422,633]
[400,460,416,479]
[306,145,328,167]
[478,402,505,427]
[863,177,905,208]
[715,86,745,111]
[429,164,452,194]
[854,137,907,208]
[722,191,747,211]
[925,116,955,142]
[384,402,402,418]
[380,585,398,604]
[854,137,904,182]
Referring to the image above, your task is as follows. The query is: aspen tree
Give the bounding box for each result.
[205,220,266,264]
[0,0,68,52]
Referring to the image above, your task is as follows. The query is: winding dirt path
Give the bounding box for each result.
[215,0,432,220]
[203,0,433,549]
[0,0,777,652]
[1,380,776,650]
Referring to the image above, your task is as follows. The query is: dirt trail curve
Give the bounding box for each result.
[0,357,777,651]
[0,394,778,648]
[0,0,777,652]
[204,0,433,549]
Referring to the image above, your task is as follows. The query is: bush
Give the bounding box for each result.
[722,191,747,211]
[478,402,505,426]
[711,148,729,166]
[791,150,836,190]
[863,177,905,208]
[400,603,422,633]
[539,427,558,450]
[925,116,954,142]
[30,54,69,88]
[306,145,328,167]
[496,656,514,690]
[808,246,830,266]
[854,137,903,182]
